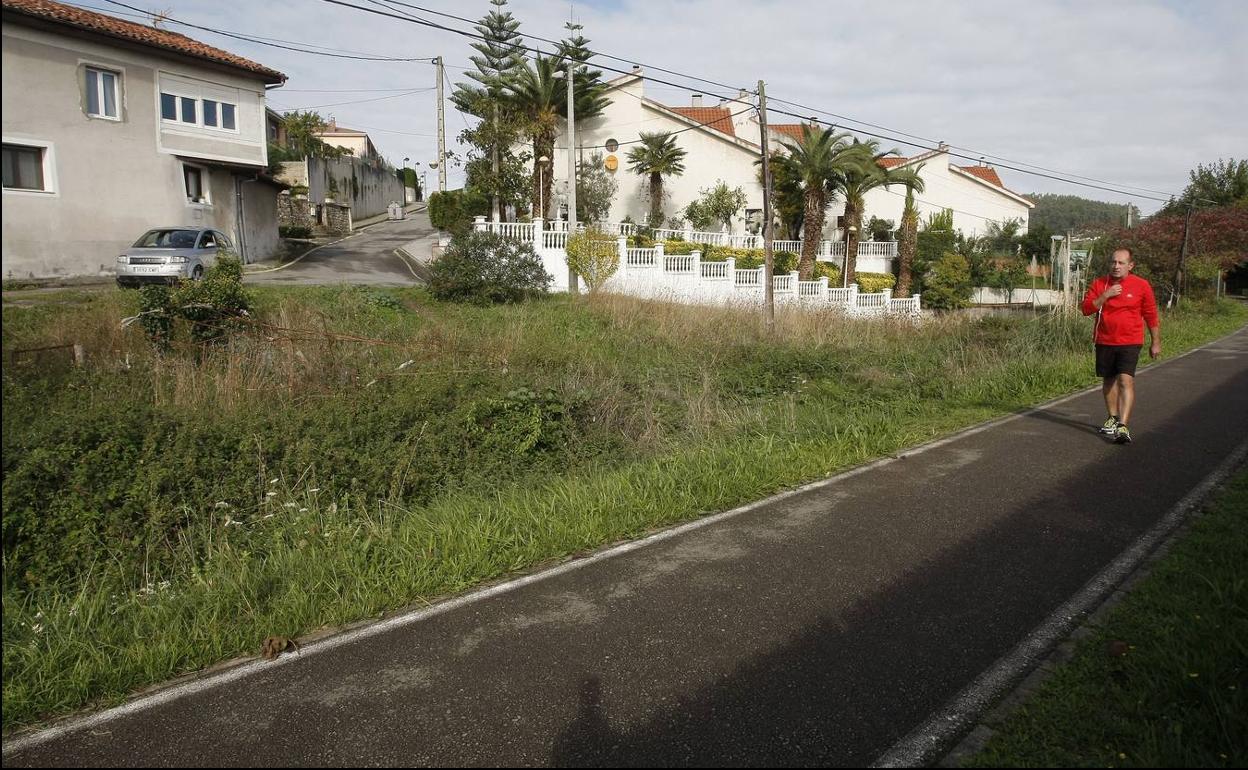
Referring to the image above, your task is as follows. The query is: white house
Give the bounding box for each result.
[544,70,765,233]
[547,72,1031,242]
[2,0,287,278]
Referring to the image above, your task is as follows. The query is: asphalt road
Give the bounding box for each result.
[245,209,436,286]
[5,327,1247,767]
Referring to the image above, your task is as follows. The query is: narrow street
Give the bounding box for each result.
[245,208,436,287]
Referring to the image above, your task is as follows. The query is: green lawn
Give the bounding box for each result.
[961,468,1248,768]
[3,286,1245,731]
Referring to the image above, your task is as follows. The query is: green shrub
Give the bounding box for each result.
[279,225,312,239]
[566,228,619,292]
[428,189,489,234]
[627,234,655,249]
[856,272,896,294]
[923,252,973,309]
[137,256,250,349]
[429,231,552,305]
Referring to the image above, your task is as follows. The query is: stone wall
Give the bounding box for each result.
[324,202,353,235]
[277,192,313,230]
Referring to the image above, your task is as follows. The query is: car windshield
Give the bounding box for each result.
[133,229,200,249]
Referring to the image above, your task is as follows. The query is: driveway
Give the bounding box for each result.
[246,208,438,286]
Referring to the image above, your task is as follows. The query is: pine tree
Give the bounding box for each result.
[451,0,525,116]
[452,0,527,219]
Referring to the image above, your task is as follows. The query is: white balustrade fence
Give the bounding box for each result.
[626,248,659,268]
[468,217,919,316]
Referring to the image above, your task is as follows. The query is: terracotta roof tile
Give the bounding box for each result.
[770,124,808,141]
[957,165,1005,188]
[2,0,285,83]
[877,157,908,168]
[669,106,735,137]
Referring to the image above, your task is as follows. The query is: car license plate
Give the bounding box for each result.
[133,266,163,274]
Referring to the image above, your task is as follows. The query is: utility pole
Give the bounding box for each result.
[1169,202,1194,308]
[491,102,500,221]
[565,59,579,294]
[435,56,447,193]
[757,80,774,331]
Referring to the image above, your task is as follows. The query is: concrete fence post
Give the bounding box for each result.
[473,215,487,232]
[655,241,665,271]
[819,276,829,299]
[691,250,701,281]
[532,217,543,252]
[617,235,628,275]
[726,257,736,289]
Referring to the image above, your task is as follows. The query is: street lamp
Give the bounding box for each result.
[843,224,857,288]
[402,157,410,203]
[537,155,549,220]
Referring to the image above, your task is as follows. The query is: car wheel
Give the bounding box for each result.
[191,265,205,281]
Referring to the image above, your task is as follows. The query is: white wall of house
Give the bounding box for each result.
[544,75,765,235]
[827,153,1033,239]
[544,75,1033,245]
[2,21,280,278]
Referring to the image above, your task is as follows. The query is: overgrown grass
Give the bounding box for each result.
[960,468,1248,768]
[3,288,1245,731]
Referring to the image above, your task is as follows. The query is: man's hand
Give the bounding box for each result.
[1150,340,1161,359]
[1101,284,1123,302]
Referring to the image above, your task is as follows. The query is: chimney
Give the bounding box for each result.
[631,64,641,73]
[691,93,703,108]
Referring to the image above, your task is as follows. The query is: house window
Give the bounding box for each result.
[161,92,177,121]
[183,164,208,204]
[201,100,238,131]
[163,92,238,131]
[2,143,48,191]
[85,67,120,119]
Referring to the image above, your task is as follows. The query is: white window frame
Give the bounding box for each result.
[160,91,240,135]
[84,65,122,121]
[182,162,210,206]
[2,137,58,197]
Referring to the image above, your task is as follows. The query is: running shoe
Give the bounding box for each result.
[1114,424,1132,444]
[1098,417,1119,436]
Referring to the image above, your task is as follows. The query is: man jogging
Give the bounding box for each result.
[1081,248,1161,444]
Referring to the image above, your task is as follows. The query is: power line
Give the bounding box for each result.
[765,106,1176,203]
[321,0,1181,203]
[317,0,750,105]
[768,96,1179,198]
[90,0,1185,202]
[279,86,433,93]
[97,0,437,62]
[269,88,432,111]
[376,0,753,98]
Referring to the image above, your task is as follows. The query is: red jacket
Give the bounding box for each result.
[1081,273,1159,345]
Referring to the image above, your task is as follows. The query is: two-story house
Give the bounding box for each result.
[1,0,287,279]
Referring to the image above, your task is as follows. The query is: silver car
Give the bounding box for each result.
[115,227,235,287]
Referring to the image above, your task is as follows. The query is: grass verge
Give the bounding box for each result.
[3,289,1245,731]
[959,468,1248,768]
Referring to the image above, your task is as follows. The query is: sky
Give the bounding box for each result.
[77,0,1247,214]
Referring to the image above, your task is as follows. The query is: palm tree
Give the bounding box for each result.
[894,164,926,298]
[837,138,902,286]
[506,55,610,218]
[626,132,688,227]
[771,126,872,280]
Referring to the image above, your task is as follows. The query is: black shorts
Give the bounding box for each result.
[1096,344,1142,378]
